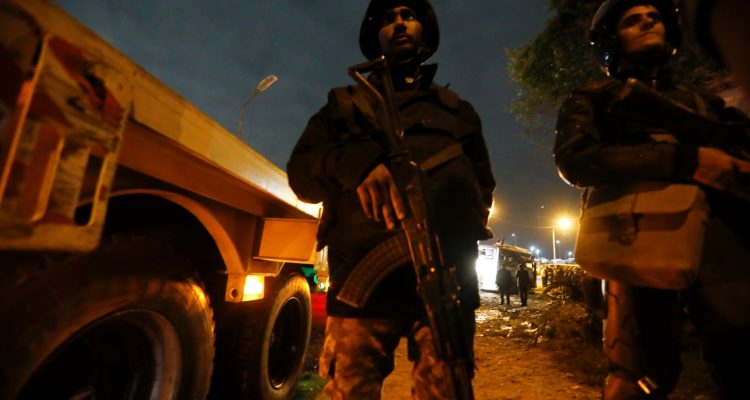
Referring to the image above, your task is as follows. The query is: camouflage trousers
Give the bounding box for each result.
[319,314,475,400]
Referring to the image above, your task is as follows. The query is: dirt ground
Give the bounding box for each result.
[295,290,718,400]
[380,293,602,400]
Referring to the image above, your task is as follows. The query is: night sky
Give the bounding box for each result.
[57,0,582,259]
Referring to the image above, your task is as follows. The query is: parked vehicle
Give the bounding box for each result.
[0,1,321,398]
[475,241,533,293]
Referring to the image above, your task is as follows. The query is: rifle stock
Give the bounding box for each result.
[347,57,475,400]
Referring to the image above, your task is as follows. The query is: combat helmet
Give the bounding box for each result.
[359,0,439,61]
[589,0,681,70]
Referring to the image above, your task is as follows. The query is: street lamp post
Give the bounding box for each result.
[551,228,556,261]
[238,74,279,141]
[551,216,573,261]
[512,233,517,246]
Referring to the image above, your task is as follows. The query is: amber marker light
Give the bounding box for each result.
[242,275,265,301]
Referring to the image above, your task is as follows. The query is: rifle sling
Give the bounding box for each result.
[419,142,463,172]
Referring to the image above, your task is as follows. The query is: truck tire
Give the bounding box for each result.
[0,236,215,400]
[211,271,312,400]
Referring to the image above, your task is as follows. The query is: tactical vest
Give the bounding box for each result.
[325,83,478,308]
[329,82,471,172]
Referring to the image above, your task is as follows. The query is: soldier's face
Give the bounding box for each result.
[378,6,424,58]
[616,5,667,57]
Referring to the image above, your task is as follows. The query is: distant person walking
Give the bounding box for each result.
[495,264,513,305]
[516,263,531,306]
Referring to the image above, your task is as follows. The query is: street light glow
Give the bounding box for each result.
[550,215,574,261]
[556,216,573,230]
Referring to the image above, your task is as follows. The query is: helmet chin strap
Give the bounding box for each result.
[415,44,431,63]
[616,51,669,80]
[382,44,431,89]
[613,42,674,80]
[387,44,429,65]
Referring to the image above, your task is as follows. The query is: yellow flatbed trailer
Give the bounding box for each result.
[0,1,320,398]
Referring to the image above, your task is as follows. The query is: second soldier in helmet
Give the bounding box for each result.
[555,0,750,398]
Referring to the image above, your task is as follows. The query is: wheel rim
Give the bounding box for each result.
[19,310,182,400]
[267,296,306,389]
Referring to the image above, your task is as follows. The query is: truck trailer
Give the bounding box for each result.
[0,0,321,398]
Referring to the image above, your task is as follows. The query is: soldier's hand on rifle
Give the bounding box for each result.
[692,147,750,191]
[356,163,406,230]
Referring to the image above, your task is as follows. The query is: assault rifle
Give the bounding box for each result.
[345,56,475,400]
[607,77,750,202]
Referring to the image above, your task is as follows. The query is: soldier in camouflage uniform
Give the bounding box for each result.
[287,1,495,398]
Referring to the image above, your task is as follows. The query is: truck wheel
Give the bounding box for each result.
[0,236,215,400]
[211,271,312,400]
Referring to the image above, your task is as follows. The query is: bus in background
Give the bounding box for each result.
[476,240,534,292]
